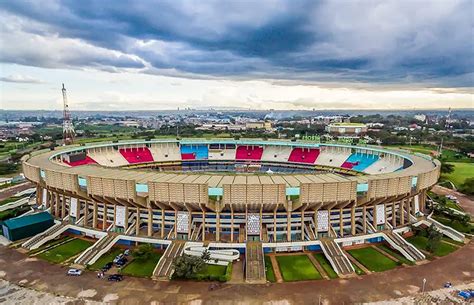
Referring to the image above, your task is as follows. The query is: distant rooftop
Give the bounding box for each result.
[329,123,366,127]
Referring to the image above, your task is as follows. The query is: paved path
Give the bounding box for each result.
[2,242,472,304]
[269,255,283,283]
[0,182,33,201]
[306,253,330,280]
[432,185,474,215]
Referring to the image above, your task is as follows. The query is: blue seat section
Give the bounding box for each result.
[180,145,209,160]
[345,153,379,171]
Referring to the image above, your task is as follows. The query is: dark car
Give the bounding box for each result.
[102,262,113,272]
[115,258,128,267]
[108,274,123,282]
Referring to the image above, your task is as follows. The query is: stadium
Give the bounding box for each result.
[21,139,446,282]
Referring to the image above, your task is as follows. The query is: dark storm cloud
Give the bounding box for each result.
[0,0,472,87]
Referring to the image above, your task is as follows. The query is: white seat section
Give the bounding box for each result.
[261,145,292,162]
[88,147,128,167]
[315,146,352,167]
[208,149,236,160]
[149,143,181,162]
[364,155,404,174]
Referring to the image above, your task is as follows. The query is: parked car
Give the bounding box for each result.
[107,274,123,282]
[123,249,131,256]
[102,262,113,272]
[67,269,83,276]
[113,254,124,263]
[115,258,128,267]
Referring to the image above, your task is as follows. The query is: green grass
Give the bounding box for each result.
[406,235,458,257]
[432,215,474,234]
[0,206,30,221]
[442,162,474,188]
[121,252,162,277]
[29,236,74,255]
[87,247,123,270]
[377,244,415,266]
[347,247,400,272]
[195,264,228,277]
[264,255,276,282]
[276,255,322,281]
[441,237,465,246]
[352,263,365,275]
[313,253,338,279]
[37,239,93,263]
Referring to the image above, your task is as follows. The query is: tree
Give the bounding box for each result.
[459,178,474,195]
[132,244,154,260]
[426,225,442,253]
[172,255,205,279]
[201,249,211,262]
[440,162,454,174]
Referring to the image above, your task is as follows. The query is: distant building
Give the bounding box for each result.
[414,114,426,122]
[326,123,367,136]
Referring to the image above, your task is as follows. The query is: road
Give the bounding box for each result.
[432,185,474,215]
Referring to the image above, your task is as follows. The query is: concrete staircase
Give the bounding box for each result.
[384,231,425,261]
[74,234,118,266]
[245,241,266,283]
[320,239,355,276]
[152,240,185,280]
[22,222,68,250]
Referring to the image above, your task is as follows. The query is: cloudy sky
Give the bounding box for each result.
[0,0,473,111]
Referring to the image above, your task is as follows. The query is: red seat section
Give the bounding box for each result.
[181,153,196,160]
[341,161,359,169]
[235,145,263,160]
[119,147,154,164]
[288,148,320,163]
[64,156,97,167]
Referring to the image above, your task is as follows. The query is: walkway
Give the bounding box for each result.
[0,242,473,304]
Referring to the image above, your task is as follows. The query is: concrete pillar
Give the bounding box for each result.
[174,210,178,239]
[202,210,206,241]
[300,211,305,241]
[339,208,344,237]
[230,209,234,243]
[124,206,129,231]
[84,201,89,227]
[392,202,396,228]
[148,208,153,237]
[92,201,98,229]
[286,211,291,242]
[351,206,356,236]
[136,207,140,236]
[245,205,248,241]
[273,210,277,242]
[372,205,377,229]
[259,208,263,241]
[216,211,220,242]
[363,206,367,234]
[75,199,81,223]
[400,200,405,225]
[55,192,60,217]
[161,209,165,238]
[314,209,318,239]
[103,203,107,230]
[61,195,66,219]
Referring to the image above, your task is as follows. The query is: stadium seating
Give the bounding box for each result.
[119,147,154,164]
[149,143,181,162]
[180,145,208,160]
[315,146,352,167]
[63,156,97,167]
[288,147,320,163]
[363,155,404,174]
[342,153,379,171]
[261,145,292,162]
[235,145,264,160]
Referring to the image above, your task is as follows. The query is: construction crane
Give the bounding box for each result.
[62,83,75,145]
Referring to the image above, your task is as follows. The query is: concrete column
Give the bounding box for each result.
[363,206,367,234]
[259,208,263,241]
[286,211,291,242]
[314,209,318,239]
[174,210,178,239]
[75,199,81,223]
[230,208,234,243]
[216,211,220,242]
[392,202,396,228]
[400,200,405,225]
[245,205,248,241]
[124,206,129,231]
[103,203,108,230]
[55,192,60,217]
[407,198,411,223]
[61,195,66,219]
[188,211,192,239]
[351,206,356,235]
[148,208,153,237]
[273,210,277,242]
[372,205,377,229]
[161,209,165,238]
[112,205,117,230]
[339,209,344,237]
[92,201,98,229]
[84,201,89,227]
[136,207,140,236]
[202,210,206,241]
[300,211,305,241]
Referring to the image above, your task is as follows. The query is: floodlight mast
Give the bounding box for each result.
[62,83,75,145]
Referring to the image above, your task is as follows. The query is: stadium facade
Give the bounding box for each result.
[22,139,440,280]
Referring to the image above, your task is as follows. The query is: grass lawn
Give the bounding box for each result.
[0,196,23,206]
[313,253,338,279]
[29,236,74,255]
[121,252,162,277]
[195,264,227,277]
[88,247,123,270]
[348,247,400,272]
[276,255,322,281]
[441,237,465,246]
[37,239,93,263]
[406,235,458,257]
[264,255,276,282]
[432,215,474,234]
[441,162,474,188]
[377,244,414,266]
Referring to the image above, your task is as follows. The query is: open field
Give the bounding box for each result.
[264,255,276,282]
[195,264,227,278]
[276,255,322,281]
[313,253,338,279]
[348,247,400,272]
[441,162,474,188]
[37,239,93,263]
[406,236,458,257]
[121,252,162,277]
